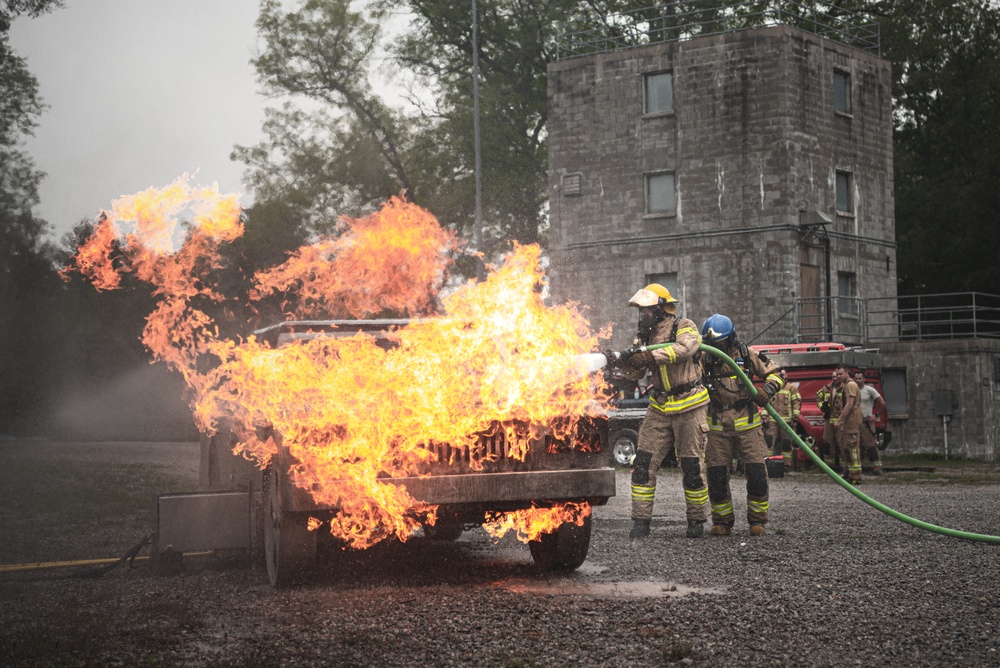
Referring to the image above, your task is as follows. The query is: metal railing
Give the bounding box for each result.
[866,293,1000,342]
[750,293,1000,344]
[555,0,881,61]
[794,296,865,344]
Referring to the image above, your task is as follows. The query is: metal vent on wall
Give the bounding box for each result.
[562,172,583,196]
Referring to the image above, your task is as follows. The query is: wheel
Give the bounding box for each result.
[263,464,316,587]
[528,514,592,571]
[422,515,464,541]
[610,428,638,467]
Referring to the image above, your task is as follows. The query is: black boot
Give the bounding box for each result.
[686,520,705,538]
[629,519,651,539]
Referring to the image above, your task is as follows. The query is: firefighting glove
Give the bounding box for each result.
[604,347,654,369]
[627,349,655,367]
[754,384,777,407]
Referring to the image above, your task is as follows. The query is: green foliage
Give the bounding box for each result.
[871,0,1000,294]
[233,0,414,234]
[0,0,65,435]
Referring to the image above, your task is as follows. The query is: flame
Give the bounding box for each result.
[62,180,611,551]
[252,195,459,319]
[483,501,592,543]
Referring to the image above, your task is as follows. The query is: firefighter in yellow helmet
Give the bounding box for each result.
[767,369,802,469]
[604,284,710,539]
[700,314,784,536]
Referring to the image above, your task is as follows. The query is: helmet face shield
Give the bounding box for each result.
[628,288,662,308]
[628,283,679,308]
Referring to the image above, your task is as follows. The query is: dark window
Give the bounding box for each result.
[834,70,851,114]
[836,170,853,213]
[882,369,908,415]
[838,271,857,317]
[645,172,676,214]
[644,72,673,114]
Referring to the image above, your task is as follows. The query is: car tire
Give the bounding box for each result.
[528,514,592,571]
[610,428,638,467]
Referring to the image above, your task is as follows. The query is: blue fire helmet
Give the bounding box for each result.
[701,314,735,346]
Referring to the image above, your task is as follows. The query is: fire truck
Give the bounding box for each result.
[749,342,892,467]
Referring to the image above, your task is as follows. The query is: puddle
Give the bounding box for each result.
[498,579,725,598]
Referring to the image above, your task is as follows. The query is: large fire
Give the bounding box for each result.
[63,176,611,549]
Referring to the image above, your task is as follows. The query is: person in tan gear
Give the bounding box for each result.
[854,371,886,476]
[767,369,802,468]
[604,283,710,539]
[833,366,863,484]
[816,370,840,471]
[699,314,784,537]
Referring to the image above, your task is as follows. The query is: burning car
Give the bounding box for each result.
[61,182,617,587]
[200,319,616,586]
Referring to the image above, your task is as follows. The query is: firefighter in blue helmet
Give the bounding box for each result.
[604,284,710,539]
[700,314,784,536]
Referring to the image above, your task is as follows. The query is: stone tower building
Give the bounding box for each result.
[547,17,895,348]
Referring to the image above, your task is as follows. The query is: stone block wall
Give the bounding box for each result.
[879,339,1000,462]
[547,25,895,348]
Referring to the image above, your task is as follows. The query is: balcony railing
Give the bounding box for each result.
[555,0,881,61]
[866,293,1000,342]
[763,293,1000,344]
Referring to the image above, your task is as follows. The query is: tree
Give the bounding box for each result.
[237,0,598,253]
[868,0,1000,294]
[233,0,414,236]
[0,0,64,435]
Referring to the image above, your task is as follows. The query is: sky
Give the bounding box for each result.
[10,0,267,243]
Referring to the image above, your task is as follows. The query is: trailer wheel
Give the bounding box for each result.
[422,513,464,541]
[610,428,638,467]
[528,513,592,571]
[263,464,316,587]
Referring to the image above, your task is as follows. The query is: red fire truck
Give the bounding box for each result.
[750,342,892,467]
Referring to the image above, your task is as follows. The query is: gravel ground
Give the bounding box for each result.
[2,440,1000,667]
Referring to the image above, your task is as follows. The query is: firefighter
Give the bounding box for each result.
[816,370,840,470]
[700,314,784,536]
[604,284,709,539]
[854,371,886,476]
[767,369,801,468]
[833,366,863,484]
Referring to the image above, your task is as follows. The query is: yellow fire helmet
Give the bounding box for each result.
[627,283,678,308]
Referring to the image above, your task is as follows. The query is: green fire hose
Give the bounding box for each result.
[631,341,1000,543]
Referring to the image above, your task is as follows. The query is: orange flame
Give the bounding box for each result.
[483,502,592,543]
[63,180,611,551]
[252,195,460,319]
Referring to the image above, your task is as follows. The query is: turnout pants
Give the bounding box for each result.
[705,427,770,526]
[631,404,709,522]
[838,418,863,483]
[860,420,883,469]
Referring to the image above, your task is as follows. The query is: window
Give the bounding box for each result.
[882,369,908,415]
[836,170,853,213]
[833,69,851,114]
[561,172,583,196]
[644,72,673,114]
[838,271,857,316]
[645,172,676,214]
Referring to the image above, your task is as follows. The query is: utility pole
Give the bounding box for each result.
[472,0,483,255]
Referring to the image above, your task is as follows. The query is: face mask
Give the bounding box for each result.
[637,308,662,331]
